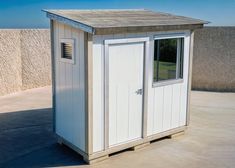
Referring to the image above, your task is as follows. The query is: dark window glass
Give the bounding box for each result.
[61,42,72,59]
[154,38,184,82]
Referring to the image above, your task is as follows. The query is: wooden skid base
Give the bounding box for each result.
[130,142,150,151]
[84,155,109,165]
[56,126,186,165]
[168,131,185,138]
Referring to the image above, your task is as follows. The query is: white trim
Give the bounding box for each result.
[154,33,186,40]
[104,37,149,45]
[152,79,184,87]
[59,38,75,64]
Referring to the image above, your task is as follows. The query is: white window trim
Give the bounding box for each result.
[59,38,75,64]
[152,33,186,87]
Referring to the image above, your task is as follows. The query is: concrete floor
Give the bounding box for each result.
[0,86,235,168]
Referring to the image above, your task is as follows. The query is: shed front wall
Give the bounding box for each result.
[53,21,86,152]
[92,31,191,153]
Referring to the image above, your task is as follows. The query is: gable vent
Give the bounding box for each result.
[61,42,72,59]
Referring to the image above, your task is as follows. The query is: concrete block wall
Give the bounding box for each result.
[0,30,22,96]
[21,29,51,90]
[0,27,234,96]
[0,29,51,96]
[193,27,235,92]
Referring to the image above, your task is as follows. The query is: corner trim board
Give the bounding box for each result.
[50,20,56,132]
[186,31,194,125]
[85,33,93,154]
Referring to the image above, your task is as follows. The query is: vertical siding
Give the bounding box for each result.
[147,32,190,136]
[54,22,86,151]
[92,31,190,152]
[108,42,144,147]
[93,33,147,152]
[92,34,114,152]
[162,85,173,131]
[152,88,164,134]
[171,84,181,128]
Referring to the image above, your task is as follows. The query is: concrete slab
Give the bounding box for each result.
[0,86,52,114]
[0,88,234,168]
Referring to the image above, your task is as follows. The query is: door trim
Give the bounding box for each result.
[104,37,150,150]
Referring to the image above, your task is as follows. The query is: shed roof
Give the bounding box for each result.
[44,9,208,35]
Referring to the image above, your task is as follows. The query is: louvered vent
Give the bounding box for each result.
[61,42,72,59]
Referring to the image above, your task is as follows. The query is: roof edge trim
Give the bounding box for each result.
[44,11,94,34]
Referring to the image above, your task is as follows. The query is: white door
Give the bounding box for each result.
[107,42,144,147]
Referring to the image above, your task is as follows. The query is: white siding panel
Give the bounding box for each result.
[108,42,144,146]
[171,84,181,128]
[129,86,142,139]
[153,87,164,134]
[54,21,63,136]
[116,85,129,143]
[91,31,190,151]
[108,85,117,146]
[64,25,73,143]
[162,85,173,131]
[71,26,86,150]
[180,84,187,126]
[71,28,81,148]
[92,35,105,152]
[147,31,190,136]
[57,23,67,138]
[54,22,86,152]
[147,88,154,136]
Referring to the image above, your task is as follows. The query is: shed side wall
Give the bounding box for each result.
[92,31,190,153]
[53,21,86,152]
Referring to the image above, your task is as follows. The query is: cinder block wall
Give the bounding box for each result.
[0,27,234,96]
[0,30,22,95]
[21,29,51,90]
[193,27,235,92]
[0,29,51,96]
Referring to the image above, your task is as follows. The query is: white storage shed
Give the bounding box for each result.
[44,9,207,164]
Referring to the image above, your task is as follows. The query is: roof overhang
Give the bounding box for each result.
[45,11,95,34]
[94,24,204,35]
[43,9,208,35]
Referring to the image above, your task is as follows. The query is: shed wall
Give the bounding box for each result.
[53,21,86,151]
[92,31,190,153]
[146,32,190,136]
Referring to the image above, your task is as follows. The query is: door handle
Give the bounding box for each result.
[135,89,143,95]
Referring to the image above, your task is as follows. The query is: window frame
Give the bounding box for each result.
[59,38,75,64]
[152,33,186,87]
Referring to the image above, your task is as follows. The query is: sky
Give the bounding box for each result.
[0,0,234,28]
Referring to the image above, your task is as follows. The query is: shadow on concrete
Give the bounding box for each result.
[0,108,86,168]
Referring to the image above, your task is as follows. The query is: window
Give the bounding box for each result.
[60,39,75,64]
[153,37,184,84]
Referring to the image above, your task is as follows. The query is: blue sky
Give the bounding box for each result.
[0,0,234,28]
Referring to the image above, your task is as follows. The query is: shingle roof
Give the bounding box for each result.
[44,9,208,34]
